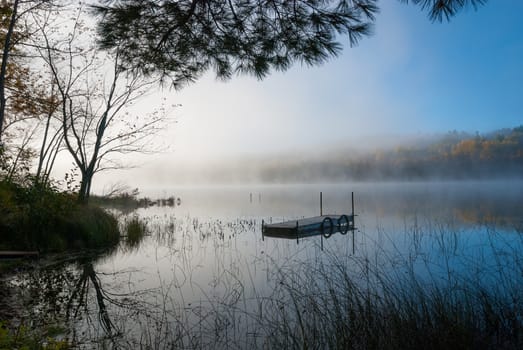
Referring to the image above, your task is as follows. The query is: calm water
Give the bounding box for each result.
[5,181,523,348]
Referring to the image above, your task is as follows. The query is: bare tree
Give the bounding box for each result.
[34,5,168,202]
[0,0,56,142]
[34,83,63,185]
[0,0,66,186]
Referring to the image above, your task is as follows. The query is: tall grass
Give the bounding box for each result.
[110,216,520,349]
[5,213,523,349]
[122,215,148,249]
[249,224,523,349]
[253,258,522,349]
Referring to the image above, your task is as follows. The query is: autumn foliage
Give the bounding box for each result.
[257,126,523,182]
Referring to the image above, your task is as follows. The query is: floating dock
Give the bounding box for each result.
[262,214,355,239]
[262,191,356,240]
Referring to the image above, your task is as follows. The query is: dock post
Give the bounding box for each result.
[351,192,354,229]
[296,221,299,244]
[262,219,265,241]
[352,230,355,255]
[320,192,323,216]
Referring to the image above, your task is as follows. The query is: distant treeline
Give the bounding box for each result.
[258,126,523,182]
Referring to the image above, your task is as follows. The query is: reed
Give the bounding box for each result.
[4,213,523,349]
[249,224,523,349]
[108,216,523,349]
[123,215,148,248]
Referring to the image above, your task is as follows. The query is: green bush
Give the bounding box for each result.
[0,179,120,253]
[64,205,120,248]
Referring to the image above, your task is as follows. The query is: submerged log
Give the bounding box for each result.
[0,251,39,259]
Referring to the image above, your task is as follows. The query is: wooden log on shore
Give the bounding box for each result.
[0,251,40,259]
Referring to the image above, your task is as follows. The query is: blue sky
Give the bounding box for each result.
[96,1,523,187]
[155,1,522,160]
[387,0,523,133]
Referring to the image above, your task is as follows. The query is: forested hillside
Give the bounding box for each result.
[257,126,523,182]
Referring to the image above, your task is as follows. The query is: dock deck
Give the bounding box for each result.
[262,214,355,239]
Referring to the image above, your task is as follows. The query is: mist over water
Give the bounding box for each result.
[93,124,523,189]
[138,181,523,226]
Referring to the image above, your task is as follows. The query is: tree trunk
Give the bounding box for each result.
[35,112,53,183]
[78,111,109,204]
[78,171,92,204]
[0,0,20,142]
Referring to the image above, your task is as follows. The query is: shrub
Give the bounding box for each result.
[0,179,120,252]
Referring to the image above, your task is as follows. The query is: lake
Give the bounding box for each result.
[4,181,523,348]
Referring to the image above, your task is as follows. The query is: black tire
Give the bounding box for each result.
[321,217,333,238]
[338,215,349,235]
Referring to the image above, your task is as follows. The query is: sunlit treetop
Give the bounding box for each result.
[92,0,487,88]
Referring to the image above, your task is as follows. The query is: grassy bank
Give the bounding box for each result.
[0,180,119,253]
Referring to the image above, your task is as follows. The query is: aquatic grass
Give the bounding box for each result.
[5,211,523,349]
[248,222,523,350]
[123,215,148,249]
[124,213,523,348]
[138,218,523,348]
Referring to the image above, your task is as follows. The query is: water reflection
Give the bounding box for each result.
[3,249,161,348]
[67,260,116,337]
[3,182,523,348]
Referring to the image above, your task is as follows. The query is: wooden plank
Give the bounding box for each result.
[0,251,40,259]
